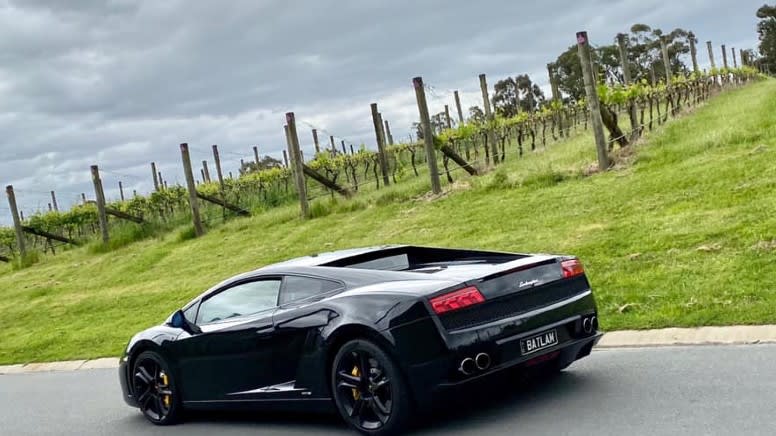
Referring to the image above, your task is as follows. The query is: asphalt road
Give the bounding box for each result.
[1,344,774,436]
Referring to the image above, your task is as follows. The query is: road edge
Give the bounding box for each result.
[3,325,776,375]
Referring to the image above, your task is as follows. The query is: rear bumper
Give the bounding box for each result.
[435,331,601,391]
[393,291,600,406]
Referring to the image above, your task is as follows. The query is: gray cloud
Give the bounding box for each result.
[0,0,764,220]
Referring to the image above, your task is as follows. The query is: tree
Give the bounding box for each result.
[757,4,776,73]
[492,74,546,116]
[626,24,691,82]
[554,44,587,101]
[412,111,448,140]
[515,74,545,112]
[493,77,519,117]
[553,24,692,100]
[239,155,283,174]
[554,44,618,100]
[468,106,486,124]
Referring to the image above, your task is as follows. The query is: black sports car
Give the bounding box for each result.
[119,245,601,435]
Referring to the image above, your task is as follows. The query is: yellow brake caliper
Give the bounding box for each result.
[160,371,171,407]
[351,366,361,400]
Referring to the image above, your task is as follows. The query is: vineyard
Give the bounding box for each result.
[1,76,775,363]
[0,61,761,267]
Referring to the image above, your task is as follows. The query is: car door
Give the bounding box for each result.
[174,277,282,402]
[269,275,345,391]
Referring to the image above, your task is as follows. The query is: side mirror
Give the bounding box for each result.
[170,310,186,329]
[169,309,201,334]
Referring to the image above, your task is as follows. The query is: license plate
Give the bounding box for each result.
[520,329,559,355]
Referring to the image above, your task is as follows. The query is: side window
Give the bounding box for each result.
[196,279,281,325]
[279,276,342,305]
[183,303,199,323]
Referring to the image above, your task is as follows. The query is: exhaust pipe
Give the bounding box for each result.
[583,317,593,333]
[459,358,476,376]
[591,316,598,332]
[475,353,491,370]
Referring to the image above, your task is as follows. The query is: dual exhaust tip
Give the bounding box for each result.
[582,316,598,334]
[459,353,491,376]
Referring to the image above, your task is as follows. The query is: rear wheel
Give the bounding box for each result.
[132,351,181,425]
[331,339,411,436]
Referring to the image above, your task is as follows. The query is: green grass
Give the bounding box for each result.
[1,80,775,364]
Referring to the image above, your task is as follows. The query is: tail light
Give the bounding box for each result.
[561,258,585,278]
[429,286,485,315]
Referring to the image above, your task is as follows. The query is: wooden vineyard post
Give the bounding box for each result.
[180,143,205,237]
[312,129,320,154]
[151,162,159,191]
[378,113,388,151]
[212,144,225,191]
[50,190,59,211]
[285,116,310,218]
[341,140,347,155]
[444,105,452,129]
[649,63,657,86]
[576,31,610,170]
[707,41,716,69]
[707,40,717,85]
[200,169,206,184]
[384,120,394,145]
[5,185,27,259]
[617,33,640,139]
[454,90,464,124]
[253,146,260,167]
[90,165,110,244]
[282,149,289,167]
[689,33,699,74]
[158,171,164,190]
[370,103,391,186]
[202,160,211,183]
[412,76,442,194]
[548,62,565,138]
[660,36,672,85]
[118,182,124,201]
[479,74,498,165]
[721,44,728,69]
[732,47,738,68]
[548,63,561,102]
[329,135,336,154]
[81,193,87,204]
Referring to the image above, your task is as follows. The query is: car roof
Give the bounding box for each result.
[263,244,408,268]
[192,245,410,301]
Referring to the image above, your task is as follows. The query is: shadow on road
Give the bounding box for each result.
[137,366,599,434]
[412,368,600,434]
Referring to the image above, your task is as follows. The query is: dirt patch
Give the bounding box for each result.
[414,180,471,202]
[696,243,722,252]
[752,240,776,252]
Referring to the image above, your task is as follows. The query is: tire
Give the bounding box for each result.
[131,350,182,425]
[330,339,412,436]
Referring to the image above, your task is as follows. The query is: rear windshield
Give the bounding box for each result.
[322,246,524,272]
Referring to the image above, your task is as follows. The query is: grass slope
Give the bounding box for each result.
[1,80,775,364]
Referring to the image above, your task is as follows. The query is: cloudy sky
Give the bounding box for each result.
[0,0,765,222]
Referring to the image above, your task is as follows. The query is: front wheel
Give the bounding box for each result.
[132,351,182,425]
[331,339,412,435]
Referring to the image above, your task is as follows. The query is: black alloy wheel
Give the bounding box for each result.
[132,351,181,425]
[331,339,411,435]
